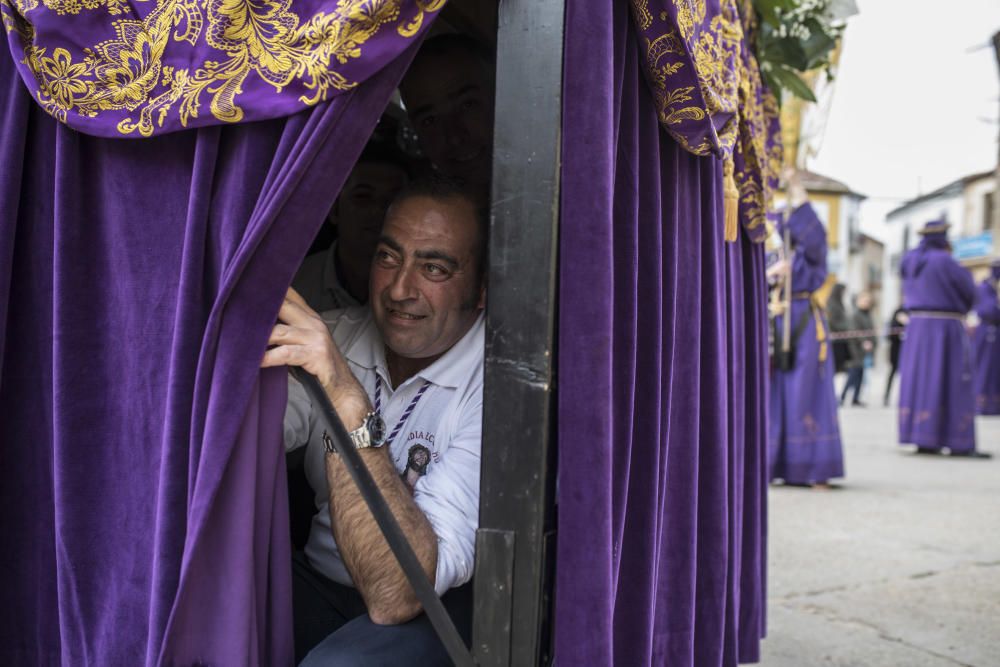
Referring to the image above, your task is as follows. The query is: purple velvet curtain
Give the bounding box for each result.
[555,1,767,664]
[0,37,419,666]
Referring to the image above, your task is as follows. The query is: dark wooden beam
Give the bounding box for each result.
[473,0,565,663]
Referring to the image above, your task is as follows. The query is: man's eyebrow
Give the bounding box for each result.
[377,235,403,253]
[451,84,482,99]
[415,249,459,269]
[410,85,483,118]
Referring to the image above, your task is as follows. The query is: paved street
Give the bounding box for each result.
[760,375,1000,667]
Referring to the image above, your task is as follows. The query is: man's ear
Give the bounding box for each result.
[476,284,486,310]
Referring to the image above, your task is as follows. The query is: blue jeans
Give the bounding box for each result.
[293,552,472,666]
[841,365,864,404]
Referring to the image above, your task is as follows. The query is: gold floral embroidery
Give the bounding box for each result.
[633,0,653,30]
[733,0,780,241]
[638,26,709,155]
[630,0,742,158]
[673,0,704,42]
[3,0,426,136]
[628,0,781,240]
[802,413,819,436]
[396,0,443,38]
[41,0,142,17]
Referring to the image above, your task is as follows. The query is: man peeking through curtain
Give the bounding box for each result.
[263,175,487,665]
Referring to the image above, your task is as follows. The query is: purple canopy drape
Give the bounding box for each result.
[0,26,426,667]
[555,0,768,664]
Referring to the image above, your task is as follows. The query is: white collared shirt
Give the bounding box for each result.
[283,306,484,595]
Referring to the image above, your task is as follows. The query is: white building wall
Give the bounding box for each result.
[962,176,996,238]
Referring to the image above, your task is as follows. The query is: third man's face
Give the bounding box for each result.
[400,55,494,189]
[370,195,485,362]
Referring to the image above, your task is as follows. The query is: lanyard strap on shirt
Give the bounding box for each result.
[374,374,431,448]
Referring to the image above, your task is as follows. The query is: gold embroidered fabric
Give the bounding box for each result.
[629,0,742,157]
[732,0,781,243]
[2,0,444,136]
[628,0,781,243]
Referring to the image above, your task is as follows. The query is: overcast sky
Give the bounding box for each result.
[808,0,1000,236]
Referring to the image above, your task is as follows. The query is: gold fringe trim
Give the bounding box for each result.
[723,156,739,242]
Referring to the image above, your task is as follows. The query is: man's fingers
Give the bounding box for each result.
[275,287,322,327]
[268,323,315,347]
[261,345,292,368]
[261,344,311,369]
[285,286,307,306]
[276,297,309,325]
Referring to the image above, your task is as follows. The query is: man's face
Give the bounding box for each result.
[856,292,873,310]
[333,161,407,260]
[400,54,494,189]
[371,195,485,361]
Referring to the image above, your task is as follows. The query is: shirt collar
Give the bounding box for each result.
[342,309,485,390]
[415,311,485,388]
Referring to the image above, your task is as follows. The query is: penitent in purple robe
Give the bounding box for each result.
[898,237,977,450]
[769,202,844,484]
[973,273,1000,415]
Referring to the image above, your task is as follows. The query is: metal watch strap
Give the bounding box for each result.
[349,412,376,449]
[324,411,385,454]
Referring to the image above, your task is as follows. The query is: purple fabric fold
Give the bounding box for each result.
[0,34,422,666]
[556,1,767,663]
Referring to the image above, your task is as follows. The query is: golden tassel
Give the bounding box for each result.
[723,156,739,242]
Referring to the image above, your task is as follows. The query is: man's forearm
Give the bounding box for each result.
[327,448,438,624]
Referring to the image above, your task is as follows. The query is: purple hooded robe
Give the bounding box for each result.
[768,202,844,484]
[898,235,977,450]
[973,267,1000,415]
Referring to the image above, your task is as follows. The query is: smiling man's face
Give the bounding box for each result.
[400,54,494,190]
[370,194,484,364]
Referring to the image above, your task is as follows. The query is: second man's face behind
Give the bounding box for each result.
[334,161,408,262]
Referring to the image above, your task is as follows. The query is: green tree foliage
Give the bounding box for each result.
[754,0,854,104]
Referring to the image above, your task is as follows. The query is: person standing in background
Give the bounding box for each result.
[897,220,989,458]
[884,307,908,406]
[826,283,850,375]
[293,140,409,311]
[840,291,876,407]
[768,170,844,488]
[973,258,1000,415]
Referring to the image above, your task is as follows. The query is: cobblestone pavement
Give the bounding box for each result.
[759,376,1000,667]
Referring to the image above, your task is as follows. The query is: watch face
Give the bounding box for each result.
[368,413,387,445]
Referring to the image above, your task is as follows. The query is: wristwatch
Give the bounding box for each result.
[323,412,386,454]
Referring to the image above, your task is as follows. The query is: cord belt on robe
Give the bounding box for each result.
[908,310,966,321]
[790,291,828,363]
